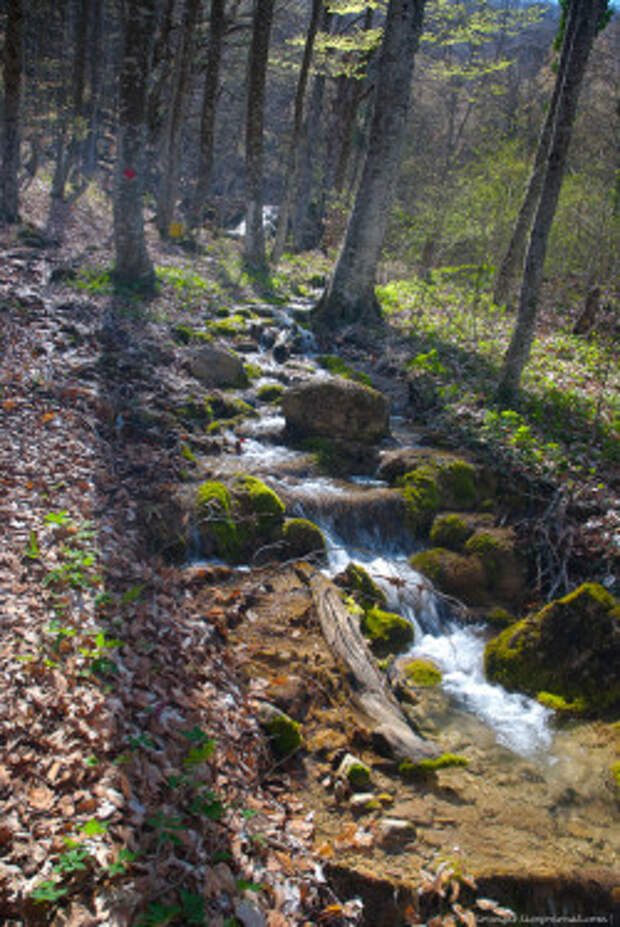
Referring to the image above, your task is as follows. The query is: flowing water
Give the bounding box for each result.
[231,354,555,760]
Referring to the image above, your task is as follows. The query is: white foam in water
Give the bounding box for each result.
[412,625,553,757]
[320,529,553,758]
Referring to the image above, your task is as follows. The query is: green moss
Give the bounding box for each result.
[342,562,387,610]
[207,416,242,434]
[263,713,302,757]
[536,691,588,715]
[181,442,197,464]
[282,518,326,560]
[429,513,473,551]
[171,324,214,345]
[404,658,442,686]
[243,363,262,380]
[208,313,247,337]
[343,760,371,789]
[437,460,477,508]
[360,606,414,657]
[410,548,487,605]
[232,474,285,551]
[484,582,620,714]
[196,481,238,560]
[401,466,442,534]
[317,355,372,386]
[399,754,469,780]
[257,383,284,402]
[175,396,213,427]
[300,437,343,475]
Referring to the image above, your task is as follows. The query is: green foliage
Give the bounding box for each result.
[317,354,372,386]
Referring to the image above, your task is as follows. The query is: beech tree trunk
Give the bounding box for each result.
[1,0,23,224]
[496,0,607,404]
[191,0,226,227]
[244,0,275,270]
[156,0,201,237]
[493,5,580,309]
[113,0,157,290]
[271,0,322,265]
[315,0,426,327]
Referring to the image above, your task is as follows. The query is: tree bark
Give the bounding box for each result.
[315,0,426,327]
[1,0,23,224]
[156,0,201,238]
[271,0,322,265]
[306,569,438,763]
[113,0,157,290]
[496,0,606,404]
[493,4,580,309]
[244,0,275,270]
[191,0,226,227]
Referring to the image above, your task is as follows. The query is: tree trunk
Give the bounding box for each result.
[496,0,606,404]
[493,3,580,309]
[191,0,226,227]
[244,0,275,270]
[84,0,104,177]
[271,0,322,265]
[315,0,426,327]
[113,0,157,290]
[1,0,23,224]
[156,0,201,238]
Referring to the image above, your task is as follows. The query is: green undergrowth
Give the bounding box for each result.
[376,271,618,482]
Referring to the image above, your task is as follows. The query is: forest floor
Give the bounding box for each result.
[0,180,618,926]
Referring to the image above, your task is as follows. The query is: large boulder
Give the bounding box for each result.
[188,342,249,388]
[282,378,389,444]
[484,582,620,715]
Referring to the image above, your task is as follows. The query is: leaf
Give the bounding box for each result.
[183,740,215,767]
[24,530,41,560]
[80,818,108,836]
[28,785,55,810]
[120,583,145,605]
[30,880,69,903]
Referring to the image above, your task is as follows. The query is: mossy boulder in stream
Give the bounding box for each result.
[484,582,620,715]
[360,606,414,657]
[282,378,389,445]
[196,474,285,562]
[464,526,525,605]
[410,548,488,605]
[399,455,478,536]
[339,562,387,610]
[404,658,442,687]
[281,517,326,561]
[429,512,475,551]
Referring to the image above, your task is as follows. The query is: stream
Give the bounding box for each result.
[212,314,555,762]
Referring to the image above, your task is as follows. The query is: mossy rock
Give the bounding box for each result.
[340,562,387,610]
[207,392,257,420]
[171,324,213,345]
[610,762,620,800]
[536,691,589,716]
[410,548,487,606]
[196,481,239,560]
[231,474,285,552]
[257,383,284,403]
[196,475,285,562]
[401,465,442,535]
[282,518,326,561]
[244,362,262,380]
[399,754,468,781]
[338,753,372,791]
[404,658,442,687]
[464,526,524,605]
[484,582,620,716]
[360,606,414,657]
[436,459,477,509]
[175,395,213,428]
[258,703,302,757]
[429,513,474,551]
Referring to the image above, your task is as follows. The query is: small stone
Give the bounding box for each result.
[377,817,416,848]
[234,899,266,927]
[349,793,378,814]
[337,753,372,791]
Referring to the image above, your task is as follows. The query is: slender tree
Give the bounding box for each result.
[192,0,226,227]
[314,0,427,326]
[493,2,580,309]
[244,0,275,269]
[113,0,157,290]
[156,0,202,237]
[271,0,322,265]
[1,0,23,224]
[496,0,609,404]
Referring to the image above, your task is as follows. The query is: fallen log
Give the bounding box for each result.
[302,566,439,763]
